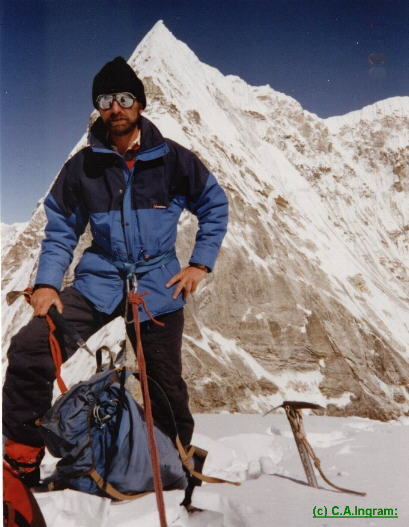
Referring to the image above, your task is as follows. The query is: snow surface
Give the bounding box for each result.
[36,413,409,526]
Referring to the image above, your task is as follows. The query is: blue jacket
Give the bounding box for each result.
[35,116,228,320]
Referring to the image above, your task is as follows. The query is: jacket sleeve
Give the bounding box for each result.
[183,153,229,272]
[35,156,89,290]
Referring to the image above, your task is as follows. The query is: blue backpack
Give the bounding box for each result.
[39,368,187,499]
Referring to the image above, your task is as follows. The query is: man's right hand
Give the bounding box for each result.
[31,287,63,317]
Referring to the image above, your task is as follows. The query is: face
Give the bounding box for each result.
[99,97,142,137]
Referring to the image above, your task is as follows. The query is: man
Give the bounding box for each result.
[3,57,228,486]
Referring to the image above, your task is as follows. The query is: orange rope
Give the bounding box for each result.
[128,291,167,527]
[23,288,67,394]
[45,315,68,393]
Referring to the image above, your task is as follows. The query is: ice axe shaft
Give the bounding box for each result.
[265,400,323,487]
[47,306,93,355]
[283,403,319,488]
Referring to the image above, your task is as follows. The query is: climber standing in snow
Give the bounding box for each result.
[3,57,228,486]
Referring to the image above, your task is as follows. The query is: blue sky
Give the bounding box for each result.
[1,0,408,224]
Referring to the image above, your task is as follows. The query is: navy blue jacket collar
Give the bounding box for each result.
[88,115,168,160]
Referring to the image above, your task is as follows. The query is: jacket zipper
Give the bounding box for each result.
[121,158,144,262]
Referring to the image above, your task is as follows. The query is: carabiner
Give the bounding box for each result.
[124,273,138,324]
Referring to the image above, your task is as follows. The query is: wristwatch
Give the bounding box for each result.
[189,263,210,273]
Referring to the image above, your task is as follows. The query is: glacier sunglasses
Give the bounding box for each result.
[96,92,136,111]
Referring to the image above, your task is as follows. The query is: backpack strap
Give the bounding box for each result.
[87,469,152,501]
[46,467,153,502]
[175,437,240,486]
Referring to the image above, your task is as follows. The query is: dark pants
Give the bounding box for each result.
[2,287,194,447]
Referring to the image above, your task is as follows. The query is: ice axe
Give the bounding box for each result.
[265,400,366,496]
[6,289,93,356]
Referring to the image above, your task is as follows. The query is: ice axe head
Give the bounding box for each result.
[282,401,324,411]
[264,400,324,417]
[6,290,31,306]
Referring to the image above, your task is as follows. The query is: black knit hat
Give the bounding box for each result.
[92,57,146,109]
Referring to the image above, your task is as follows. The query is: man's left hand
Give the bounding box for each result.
[166,266,207,300]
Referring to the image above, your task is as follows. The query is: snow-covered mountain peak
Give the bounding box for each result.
[134,18,176,50]
[2,22,409,421]
[129,20,203,78]
[130,21,304,139]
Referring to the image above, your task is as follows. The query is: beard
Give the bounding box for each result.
[106,115,139,136]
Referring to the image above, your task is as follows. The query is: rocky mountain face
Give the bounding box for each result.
[2,21,408,420]
[1,222,28,254]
